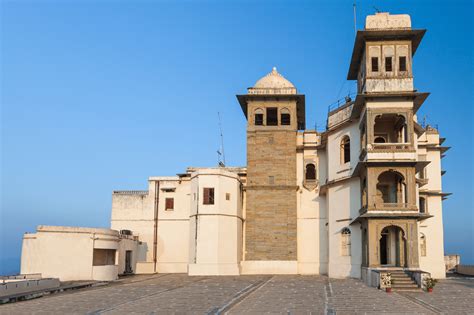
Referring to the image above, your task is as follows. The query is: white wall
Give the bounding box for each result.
[21,226,120,281]
[156,179,190,273]
[188,169,242,275]
[296,132,328,274]
[326,178,362,278]
[325,121,362,278]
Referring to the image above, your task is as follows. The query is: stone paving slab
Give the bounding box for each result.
[0,274,472,314]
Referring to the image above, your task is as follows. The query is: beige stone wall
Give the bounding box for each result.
[245,100,298,261]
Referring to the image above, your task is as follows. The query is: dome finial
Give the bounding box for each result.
[272,66,277,73]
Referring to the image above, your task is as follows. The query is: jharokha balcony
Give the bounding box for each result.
[359,113,417,161]
[360,170,419,215]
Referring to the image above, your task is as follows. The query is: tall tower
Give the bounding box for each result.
[237,68,305,269]
[348,13,428,270]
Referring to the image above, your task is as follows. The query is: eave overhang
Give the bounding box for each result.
[347,29,426,80]
[350,91,429,120]
[236,94,306,130]
[350,212,433,225]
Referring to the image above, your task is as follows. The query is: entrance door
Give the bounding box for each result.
[379,226,407,267]
[125,250,133,274]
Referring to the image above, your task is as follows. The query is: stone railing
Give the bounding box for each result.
[369,143,413,151]
[368,201,416,211]
[113,190,148,195]
[247,87,297,95]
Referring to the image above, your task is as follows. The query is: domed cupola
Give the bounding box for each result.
[248,67,297,95]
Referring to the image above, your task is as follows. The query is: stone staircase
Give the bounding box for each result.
[389,270,421,292]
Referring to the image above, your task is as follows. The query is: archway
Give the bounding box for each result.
[379,225,407,267]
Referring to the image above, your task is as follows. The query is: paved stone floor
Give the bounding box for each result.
[0,274,472,314]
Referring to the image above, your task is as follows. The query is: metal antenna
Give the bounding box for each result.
[217,112,226,167]
[353,2,357,36]
[373,6,381,13]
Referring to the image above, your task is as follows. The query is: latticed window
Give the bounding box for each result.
[341,228,351,256]
[420,234,427,257]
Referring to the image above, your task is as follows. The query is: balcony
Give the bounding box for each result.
[360,113,417,161]
[360,143,416,162]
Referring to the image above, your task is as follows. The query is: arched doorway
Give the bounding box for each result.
[379,226,407,267]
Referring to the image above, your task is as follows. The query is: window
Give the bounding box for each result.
[399,56,407,72]
[419,197,426,213]
[340,136,350,164]
[385,57,392,72]
[266,107,278,126]
[280,108,290,125]
[371,57,379,72]
[254,108,264,126]
[203,188,215,205]
[93,249,116,266]
[226,193,230,201]
[305,164,316,180]
[165,198,174,210]
[268,176,275,185]
[374,136,386,143]
[420,234,427,257]
[341,228,351,256]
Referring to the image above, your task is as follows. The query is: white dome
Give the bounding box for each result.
[254,67,295,89]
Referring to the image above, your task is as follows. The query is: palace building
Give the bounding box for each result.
[21,12,449,286]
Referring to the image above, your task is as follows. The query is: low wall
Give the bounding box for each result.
[457,265,474,276]
[0,278,60,298]
[92,265,118,281]
[445,255,460,272]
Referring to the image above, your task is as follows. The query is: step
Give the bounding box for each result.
[393,288,422,292]
[392,284,418,289]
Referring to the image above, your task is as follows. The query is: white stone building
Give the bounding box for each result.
[21,12,449,286]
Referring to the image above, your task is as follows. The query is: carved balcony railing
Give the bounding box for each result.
[369,143,414,152]
[367,200,417,212]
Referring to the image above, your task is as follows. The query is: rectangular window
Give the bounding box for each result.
[203,188,215,205]
[93,249,116,266]
[371,57,379,72]
[399,56,407,72]
[385,57,392,72]
[266,108,278,126]
[281,113,290,125]
[226,193,230,201]
[165,198,174,210]
[255,113,263,125]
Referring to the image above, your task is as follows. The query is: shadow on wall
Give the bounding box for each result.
[137,242,148,262]
[333,178,362,278]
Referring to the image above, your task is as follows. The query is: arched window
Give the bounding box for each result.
[281,108,291,125]
[341,227,351,256]
[377,171,406,204]
[374,136,386,143]
[419,197,426,213]
[254,108,264,126]
[305,163,316,180]
[340,136,351,164]
[420,233,427,257]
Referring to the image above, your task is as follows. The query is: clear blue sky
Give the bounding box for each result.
[1,0,473,275]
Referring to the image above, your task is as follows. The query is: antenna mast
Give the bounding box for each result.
[217,112,226,167]
[353,2,357,36]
